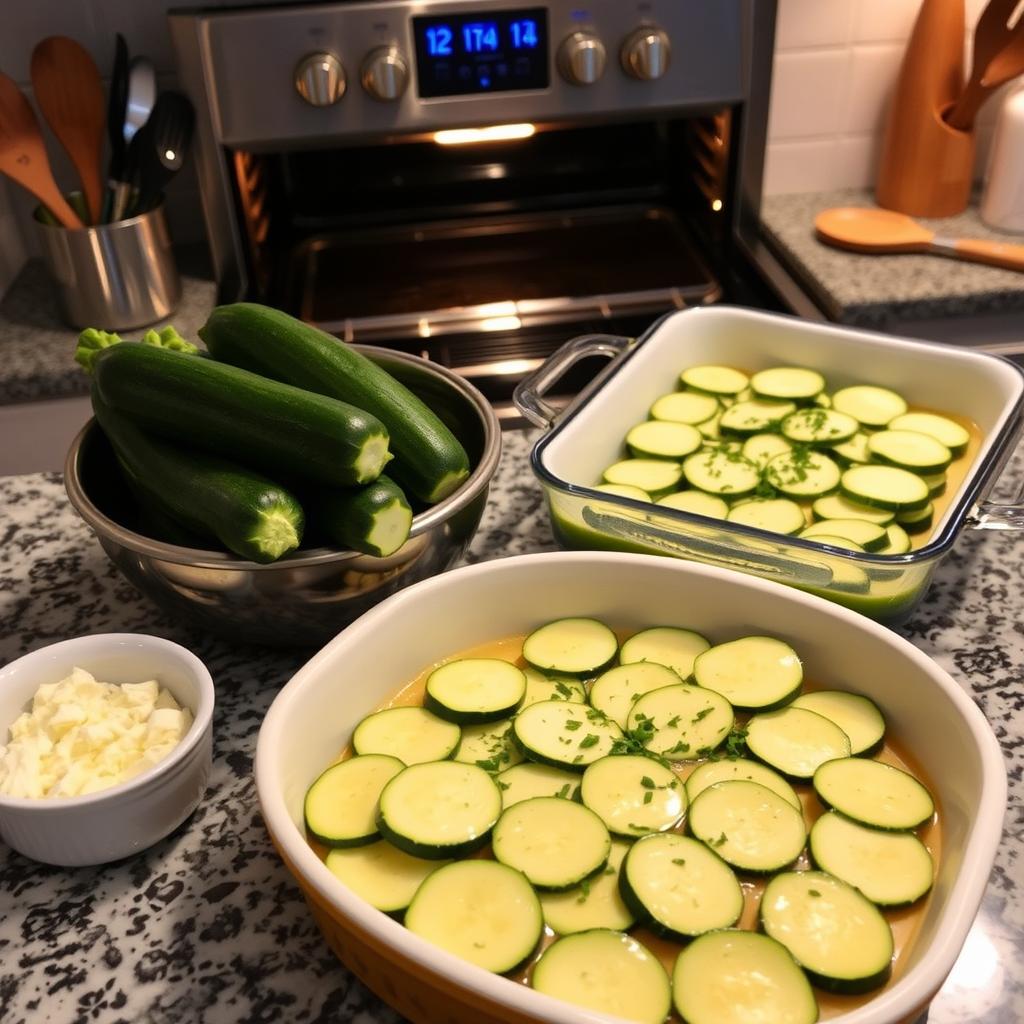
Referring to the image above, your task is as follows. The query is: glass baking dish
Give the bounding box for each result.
[514,306,1024,623]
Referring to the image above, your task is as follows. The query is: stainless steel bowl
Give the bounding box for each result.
[65,346,501,646]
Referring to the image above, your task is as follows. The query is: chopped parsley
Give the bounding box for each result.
[564,719,583,731]
[556,783,572,799]
[640,776,656,789]
[576,878,592,904]
[808,889,822,898]
[692,707,714,723]
[672,858,687,866]
[579,734,600,749]
[643,791,653,805]
[710,832,728,848]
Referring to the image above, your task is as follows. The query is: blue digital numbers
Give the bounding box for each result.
[510,19,539,49]
[462,22,500,53]
[425,25,454,56]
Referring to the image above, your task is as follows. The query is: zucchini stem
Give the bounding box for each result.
[248,509,302,563]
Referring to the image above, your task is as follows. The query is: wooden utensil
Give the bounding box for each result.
[30,36,106,224]
[815,207,1024,273]
[947,0,1024,130]
[0,71,83,229]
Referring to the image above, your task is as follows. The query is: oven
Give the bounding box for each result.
[170,0,792,419]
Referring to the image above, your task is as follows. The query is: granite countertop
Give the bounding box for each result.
[762,190,1024,329]
[1,429,1023,1023]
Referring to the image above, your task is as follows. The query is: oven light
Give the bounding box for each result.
[712,198,724,212]
[476,301,518,317]
[417,318,432,338]
[480,315,523,332]
[433,123,536,145]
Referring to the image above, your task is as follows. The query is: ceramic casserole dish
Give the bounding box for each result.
[514,306,1024,622]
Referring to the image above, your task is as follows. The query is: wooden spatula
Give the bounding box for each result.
[0,71,83,229]
[30,36,105,224]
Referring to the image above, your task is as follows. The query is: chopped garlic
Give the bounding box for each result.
[0,668,194,799]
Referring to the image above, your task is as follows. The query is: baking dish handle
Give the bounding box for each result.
[966,481,1024,531]
[514,333,634,429]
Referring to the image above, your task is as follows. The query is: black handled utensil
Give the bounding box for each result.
[124,90,196,218]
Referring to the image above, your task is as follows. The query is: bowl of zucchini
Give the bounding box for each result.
[65,304,501,646]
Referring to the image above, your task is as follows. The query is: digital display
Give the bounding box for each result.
[413,9,549,98]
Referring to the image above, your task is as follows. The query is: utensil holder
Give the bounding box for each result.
[33,198,181,330]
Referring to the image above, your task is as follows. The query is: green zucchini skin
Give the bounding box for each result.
[92,389,305,563]
[199,304,471,504]
[306,475,413,557]
[93,342,391,487]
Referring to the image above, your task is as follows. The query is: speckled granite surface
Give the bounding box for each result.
[762,190,1024,329]
[1,429,1022,1024]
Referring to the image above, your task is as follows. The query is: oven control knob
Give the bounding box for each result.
[620,27,672,81]
[295,52,346,106]
[362,45,409,101]
[558,31,607,86]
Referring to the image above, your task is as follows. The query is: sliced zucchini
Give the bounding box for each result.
[781,408,859,445]
[520,667,587,708]
[746,707,852,780]
[896,501,934,534]
[831,384,908,428]
[626,420,703,460]
[306,475,412,557]
[790,690,885,756]
[602,459,683,499]
[405,859,543,973]
[377,761,501,858]
[805,534,865,553]
[841,464,930,512]
[750,366,825,403]
[684,757,801,810]
[628,684,734,760]
[672,930,817,1024]
[727,498,806,536]
[304,754,404,848]
[800,517,888,551]
[764,450,841,499]
[681,365,750,396]
[453,719,524,773]
[656,490,730,519]
[813,757,934,829]
[523,617,618,677]
[588,661,683,728]
[829,431,873,466]
[719,399,797,436]
[580,754,686,838]
[887,411,970,457]
[921,470,947,497]
[650,390,720,425]
[424,659,526,724]
[593,482,652,503]
[324,843,447,915]
[683,450,761,498]
[867,430,953,475]
[352,706,460,765]
[693,636,802,712]
[741,432,793,470]
[812,492,894,525]
[620,833,743,940]
[532,930,671,1024]
[619,625,711,680]
[810,811,934,906]
[492,796,611,890]
[513,699,623,771]
[496,761,580,808]
[874,522,912,555]
[697,410,722,440]
[760,870,894,994]
[540,839,636,935]
[687,780,806,873]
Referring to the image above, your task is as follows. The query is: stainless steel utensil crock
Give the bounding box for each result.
[65,347,501,646]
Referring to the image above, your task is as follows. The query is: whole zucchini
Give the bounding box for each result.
[306,475,413,558]
[199,304,470,504]
[93,343,391,487]
[92,389,305,564]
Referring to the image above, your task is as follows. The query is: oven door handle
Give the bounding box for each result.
[513,333,635,430]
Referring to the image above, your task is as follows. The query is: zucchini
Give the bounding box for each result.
[305,476,412,557]
[495,762,580,808]
[512,699,623,771]
[352,706,460,764]
[523,617,618,677]
[424,659,526,724]
[693,636,803,712]
[580,754,686,837]
[683,449,761,497]
[588,661,683,728]
[866,429,953,475]
[749,366,825,403]
[790,690,885,756]
[324,842,448,914]
[745,707,852,780]
[684,757,801,810]
[199,303,470,504]
[649,390,720,425]
[831,384,908,428]
[813,757,934,829]
[618,626,710,679]
[93,342,391,487]
[303,754,405,847]
[540,839,636,935]
[627,684,733,759]
[726,498,806,536]
[602,458,683,499]
[452,719,524,773]
[719,399,796,436]
[680,365,749,396]
[92,390,304,563]
[625,420,703,460]
[656,490,729,518]
[887,411,970,456]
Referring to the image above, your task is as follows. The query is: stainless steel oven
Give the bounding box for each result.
[170,0,786,417]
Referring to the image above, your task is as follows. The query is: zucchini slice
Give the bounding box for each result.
[719,399,797,436]
[520,667,587,708]
[681,365,750,396]
[693,636,803,712]
[741,432,793,470]
[760,870,894,994]
[593,482,652,503]
[303,753,404,847]
[874,523,912,555]
[750,366,826,403]
[404,859,543,973]
[453,719,524,773]
[656,490,730,519]
[532,930,671,1024]
[324,842,448,914]
[800,517,888,551]
[580,754,686,838]
[492,796,611,890]
[672,930,817,1024]
[764,450,842,499]
[377,761,501,858]
[684,757,801,810]
[523,617,618,677]
[540,839,636,935]
[588,661,683,728]
[496,762,580,808]
[620,833,743,940]
[867,430,953,475]
[602,459,683,499]
[831,384,908,428]
[813,757,934,829]
[810,811,934,906]
[512,699,624,771]
[896,501,934,534]
[687,780,807,874]
[790,690,885,756]
[727,498,806,536]
[683,449,761,498]
[352,706,460,765]
[924,470,949,497]
[626,420,703,460]
[697,410,723,440]
[780,407,859,445]
[841,464,930,512]
[627,684,734,760]
[424,659,526,724]
[650,390,720,425]
[746,707,852,780]
[887,411,970,457]
[619,626,711,680]
[812,492,894,525]
[828,430,872,466]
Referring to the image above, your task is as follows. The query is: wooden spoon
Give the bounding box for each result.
[30,36,105,224]
[815,207,1024,272]
[0,72,83,229]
